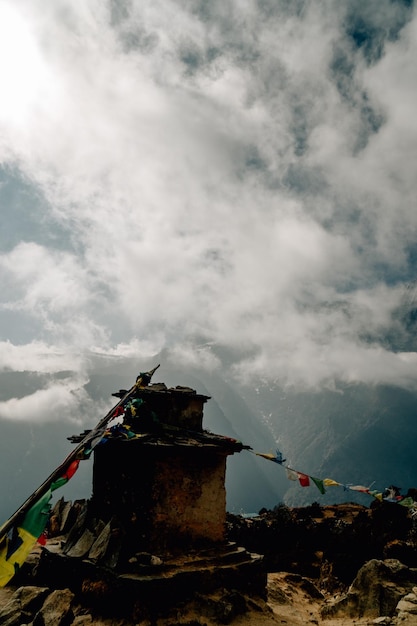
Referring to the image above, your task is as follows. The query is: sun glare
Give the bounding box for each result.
[0,5,52,125]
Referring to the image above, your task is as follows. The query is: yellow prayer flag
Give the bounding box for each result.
[255,453,277,462]
[323,478,340,487]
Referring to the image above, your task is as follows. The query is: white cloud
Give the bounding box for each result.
[168,342,221,372]
[91,337,164,359]
[0,0,417,393]
[0,4,58,131]
[0,242,91,314]
[0,340,83,373]
[0,375,91,423]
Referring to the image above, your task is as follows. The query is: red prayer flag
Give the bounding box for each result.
[112,406,125,418]
[298,473,310,487]
[63,460,80,482]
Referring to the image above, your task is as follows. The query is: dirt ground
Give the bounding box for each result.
[264,572,372,626]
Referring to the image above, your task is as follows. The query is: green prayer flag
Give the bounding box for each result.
[311,476,326,495]
[20,490,52,539]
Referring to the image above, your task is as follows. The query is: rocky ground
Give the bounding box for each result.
[2,567,417,625]
[2,500,417,625]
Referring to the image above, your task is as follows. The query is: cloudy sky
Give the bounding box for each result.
[1,0,417,427]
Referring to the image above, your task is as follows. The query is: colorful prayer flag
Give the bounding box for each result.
[311,477,326,495]
[255,452,284,464]
[0,490,52,587]
[256,452,279,462]
[0,460,80,588]
[323,478,341,487]
[348,485,370,493]
[286,468,299,481]
[399,497,416,508]
[297,473,310,487]
[50,460,80,491]
[368,490,383,501]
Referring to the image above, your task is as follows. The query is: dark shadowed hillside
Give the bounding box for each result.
[238,380,417,507]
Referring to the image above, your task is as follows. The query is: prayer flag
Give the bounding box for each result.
[399,497,415,508]
[0,490,52,587]
[256,452,279,462]
[311,477,326,495]
[49,460,80,491]
[368,490,383,501]
[0,460,80,588]
[254,448,285,464]
[286,468,299,481]
[297,473,310,487]
[349,485,370,493]
[323,478,341,487]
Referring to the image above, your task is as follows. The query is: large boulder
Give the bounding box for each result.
[321,559,417,619]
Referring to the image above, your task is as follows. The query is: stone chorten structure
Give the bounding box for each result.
[91,382,245,557]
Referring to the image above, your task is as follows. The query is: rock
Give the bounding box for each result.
[87,521,111,563]
[321,559,417,619]
[397,598,417,614]
[129,551,163,567]
[15,586,50,612]
[65,529,96,558]
[267,585,289,604]
[0,605,32,626]
[198,590,247,624]
[134,552,155,565]
[372,618,392,624]
[72,615,94,625]
[281,573,323,600]
[86,517,125,571]
[62,501,89,555]
[396,590,417,621]
[299,578,324,600]
[396,612,417,625]
[32,588,74,626]
[397,593,417,615]
[60,501,77,534]
[0,586,49,626]
[403,592,417,602]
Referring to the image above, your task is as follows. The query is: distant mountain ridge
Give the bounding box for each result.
[239,379,417,506]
